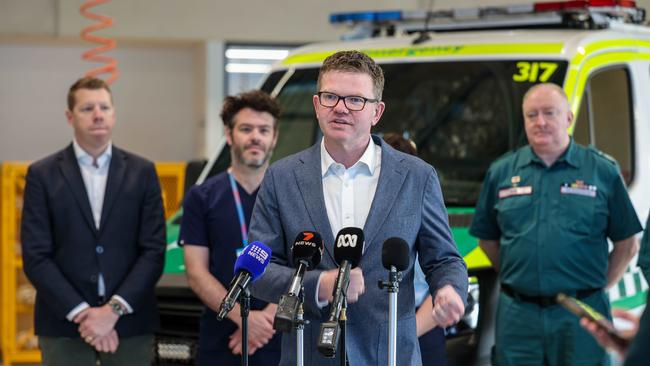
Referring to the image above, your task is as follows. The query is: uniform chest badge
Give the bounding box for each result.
[560,180,597,198]
[511,176,521,185]
[499,176,532,199]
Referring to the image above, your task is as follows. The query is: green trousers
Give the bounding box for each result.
[494,291,610,366]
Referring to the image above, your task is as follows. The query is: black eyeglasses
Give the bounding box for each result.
[317,92,379,111]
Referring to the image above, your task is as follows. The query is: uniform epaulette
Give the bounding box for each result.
[587,145,618,166]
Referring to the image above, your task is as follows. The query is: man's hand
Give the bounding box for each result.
[247,309,276,349]
[580,308,637,358]
[318,267,365,303]
[431,285,465,327]
[228,306,276,355]
[89,329,119,353]
[228,328,259,356]
[75,304,119,341]
[228,309,275,354]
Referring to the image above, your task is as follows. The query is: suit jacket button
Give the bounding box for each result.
[96,245,104,254]
[90,275,97,283]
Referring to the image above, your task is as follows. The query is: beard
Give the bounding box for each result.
[232,143,273,169]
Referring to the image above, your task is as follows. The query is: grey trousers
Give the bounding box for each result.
[39,334,154,366]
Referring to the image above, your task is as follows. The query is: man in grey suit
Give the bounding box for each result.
[249,50,468,365]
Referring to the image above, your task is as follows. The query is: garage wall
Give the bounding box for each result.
[0,40,203,161]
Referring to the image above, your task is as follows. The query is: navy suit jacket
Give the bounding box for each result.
[249,136,468,365]
[21,144,166,337]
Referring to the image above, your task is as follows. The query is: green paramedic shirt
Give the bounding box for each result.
[470,140,642,296]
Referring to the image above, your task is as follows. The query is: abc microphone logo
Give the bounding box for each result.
[337,234,358,248]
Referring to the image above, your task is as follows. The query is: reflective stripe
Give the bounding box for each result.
[281,43,564,65]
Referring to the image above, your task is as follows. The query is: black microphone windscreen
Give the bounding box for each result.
[291,231,324,268]
[381,237,409,271]
[333,227,364,267]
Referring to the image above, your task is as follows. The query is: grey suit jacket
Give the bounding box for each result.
[250,136,468,365]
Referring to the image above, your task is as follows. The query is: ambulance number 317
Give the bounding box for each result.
[512,61,558,83]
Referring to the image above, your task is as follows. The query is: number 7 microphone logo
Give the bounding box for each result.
[303,232,315,241]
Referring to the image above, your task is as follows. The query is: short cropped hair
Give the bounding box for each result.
[220,90,281,130]
[522,82,569,110]
[67,77,112,110]
[318,50,385,101]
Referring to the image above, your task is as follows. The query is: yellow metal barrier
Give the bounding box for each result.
[155,162,186,219]
[0,162,36,366]
[0,161,186,366]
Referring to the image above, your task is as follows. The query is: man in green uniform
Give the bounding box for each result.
[470,83,642,365]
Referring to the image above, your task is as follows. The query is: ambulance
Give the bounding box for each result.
[155,1,650,364]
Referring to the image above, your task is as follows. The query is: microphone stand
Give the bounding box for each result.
[240,287,251,366]
[295,286,309,366]
[339,297,348,366]
[378,266,402,366]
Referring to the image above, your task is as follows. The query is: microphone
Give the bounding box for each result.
[317,227,364,358]
[217,241,272,321]
[381,237,409,272]
[274,231,324,332]
[379,237,409,366]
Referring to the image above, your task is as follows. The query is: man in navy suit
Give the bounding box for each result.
[21,76,166,365]
[249,50,468,365]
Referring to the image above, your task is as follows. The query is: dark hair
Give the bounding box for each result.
[318,50,385,100]
[383,132,417,156]
[67,77,112,110]
[220,90,281,130]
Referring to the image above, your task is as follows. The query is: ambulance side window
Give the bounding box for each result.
[574,67,634,185]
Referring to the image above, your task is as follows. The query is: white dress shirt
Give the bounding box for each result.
[321,138,381,239]
[316,138,381,306]
[66,140,132,321]
[74,139,111,229]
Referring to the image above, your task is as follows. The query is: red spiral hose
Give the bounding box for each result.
[79,0,119,84]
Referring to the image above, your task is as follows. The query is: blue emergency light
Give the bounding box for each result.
[330,10,403,24]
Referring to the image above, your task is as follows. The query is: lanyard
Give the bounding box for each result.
[228,171,248,248]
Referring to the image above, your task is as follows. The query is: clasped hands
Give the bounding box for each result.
[227,304,277,356]
[73,304,120,353]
